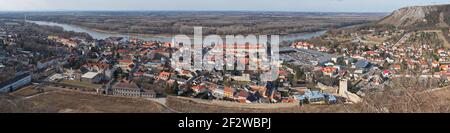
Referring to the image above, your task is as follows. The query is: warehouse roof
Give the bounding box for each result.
[81,72,99,79]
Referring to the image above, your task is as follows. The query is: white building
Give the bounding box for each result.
[37,57,58,70]
[81,72,102,83]
[232,74,251,82]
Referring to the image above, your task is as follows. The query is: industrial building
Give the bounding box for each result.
[0,73,32,93]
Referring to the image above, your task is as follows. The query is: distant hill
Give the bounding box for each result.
[378,4,450,29]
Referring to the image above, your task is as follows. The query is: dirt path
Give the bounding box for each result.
[146,98,181,113]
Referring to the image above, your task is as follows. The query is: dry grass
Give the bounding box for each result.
[9,85,40,97]
[23,90,173,113]
[59,80,102,90]
[349,78,450,113]
[1,86,173,113]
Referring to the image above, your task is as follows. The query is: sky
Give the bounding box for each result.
[0,0,449,12]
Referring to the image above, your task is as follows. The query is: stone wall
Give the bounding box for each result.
[166,96,322,113]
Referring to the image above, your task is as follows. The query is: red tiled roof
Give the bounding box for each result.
[278,70,288,75]
[383,70,390,74]
[236,90,249,98]
[117,49,128,53]
[181,70,191,75]
[134,72,144,76]
[192,85,206,91]
[84,63,111,69]
[224,87,235,93]
[322,67,336,73]
[159,72,171,77]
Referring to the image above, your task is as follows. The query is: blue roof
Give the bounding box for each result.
[305,90,325,99]
[295,95,306,100]
[355,60,370,68]
[146,62,161,65]
[328,95,337,101]
[0,73,30,89]
[324,93,337,102]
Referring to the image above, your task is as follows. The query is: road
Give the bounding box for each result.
[393,33,411,47]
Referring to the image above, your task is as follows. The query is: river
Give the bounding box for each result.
[27,20,326,42]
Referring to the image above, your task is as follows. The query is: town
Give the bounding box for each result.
[1,9,450,113]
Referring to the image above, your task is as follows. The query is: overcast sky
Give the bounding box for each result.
[0,0,449,12]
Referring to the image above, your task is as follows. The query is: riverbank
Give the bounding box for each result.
[27,20,328,42]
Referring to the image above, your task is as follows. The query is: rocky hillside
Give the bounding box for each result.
[378,4,450,29]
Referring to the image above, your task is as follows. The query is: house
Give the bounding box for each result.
[432,61,440,68]
[386,57,394,64]
[317,82,338,94]
[304,90,325,104]
[82,63,114,80]
[441,65,449,71]
[383,70,390,78]
[211,86,225,99]
[133,72,144,77]
[295,95,307,105]
[191,85,207,93]
[292,41,314,49]
[354,69,365,75]
[47,36,78,47]
[354,60,370,68]
[157,71,171,81]
[61,39,77,47]
[81,72,102,83]
[322,67,337,77]
[162,42,172,48]
[393,64,402,71]
[117,60,134,71]
[420,60,429,69]
[324,93,337,104]
[363,51,379,57]
[224,87,236,98]
[0,73,31,93]
[250,86,267,98]
[117,49,129,55]
[234,90,250,103]
[106,37,125,45]
[179,70,194,78]
[37,57,59,70]
[331,56,344,64]
[232,74,251,82]
[144,60,162,68]
[407,61,416,69]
